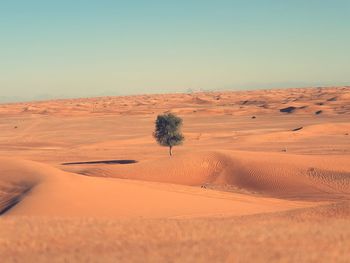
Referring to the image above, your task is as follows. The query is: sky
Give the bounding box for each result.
[0,0,349,102]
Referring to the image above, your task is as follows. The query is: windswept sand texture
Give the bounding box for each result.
[0,86,350,262]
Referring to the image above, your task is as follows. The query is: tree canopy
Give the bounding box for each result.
[153,113,184,156]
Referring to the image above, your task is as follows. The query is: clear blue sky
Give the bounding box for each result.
[0,0,349,101]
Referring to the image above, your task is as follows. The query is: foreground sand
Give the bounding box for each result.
[1,202,350,262]
[0,86,349,262]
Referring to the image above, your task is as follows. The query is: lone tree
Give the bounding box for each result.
[153,113,184,156]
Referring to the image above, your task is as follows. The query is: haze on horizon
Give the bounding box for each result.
[0,0,349,102]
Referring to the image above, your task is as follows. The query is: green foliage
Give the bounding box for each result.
[153,113,184,155]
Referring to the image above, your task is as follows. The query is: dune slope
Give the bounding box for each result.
[0,157,317,218]
[65,151,350,200]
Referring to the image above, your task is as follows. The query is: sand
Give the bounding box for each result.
[0,86,349,262]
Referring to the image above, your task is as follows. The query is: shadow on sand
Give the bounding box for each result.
[61,160,137,165]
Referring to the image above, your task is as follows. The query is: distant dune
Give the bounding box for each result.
[0,86,349,117]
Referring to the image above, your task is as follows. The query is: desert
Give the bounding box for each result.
[0,86,349,262]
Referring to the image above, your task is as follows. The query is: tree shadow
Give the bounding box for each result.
[61,160,137,165]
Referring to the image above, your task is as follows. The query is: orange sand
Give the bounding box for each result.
[0,86,349,262]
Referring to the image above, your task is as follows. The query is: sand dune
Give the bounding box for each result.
[0,86,349,262]
[1,86,349,116]
[65,151,350,200]
[245,122,350,144]
[0,157,315,218]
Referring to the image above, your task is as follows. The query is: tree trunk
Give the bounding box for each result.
[169,146,173,156]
